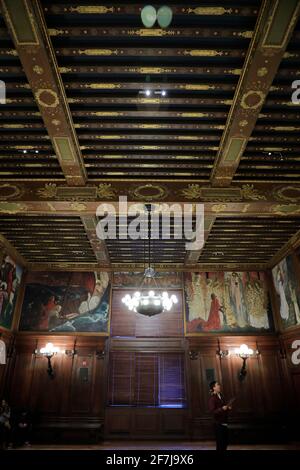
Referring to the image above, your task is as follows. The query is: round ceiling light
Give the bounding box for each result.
[157,6,173,28]
[141,5,157,28]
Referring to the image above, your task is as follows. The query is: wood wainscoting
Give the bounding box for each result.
[1,331,298,442]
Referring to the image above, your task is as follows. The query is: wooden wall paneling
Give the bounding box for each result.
[222,354,258,418]
[68,337,107,417]
[104,407,132,436]
[161,409,187,436]
[187,337,221,438]
[30,353,65,415]
[134,408,160,435]
[281,330,300,413]
[70,352,94,414]
[258,350,285,417]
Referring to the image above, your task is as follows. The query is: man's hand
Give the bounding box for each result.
[222,405,228,410]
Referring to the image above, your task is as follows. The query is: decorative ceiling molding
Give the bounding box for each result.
[0,0,86,186]
[0,233,27,267]
[266,228,300,269]
[185,215,216,265]
[211,0,300,186]
[1,181,299,205]
[26,262,268,273]
[81,215,111,267]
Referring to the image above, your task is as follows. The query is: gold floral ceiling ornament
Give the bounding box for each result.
[69,6,115,14]
[37,183,57,199]
[0,202,26,214]
[179,83,216,90]
[128,29,175,37]
[211,204,227,213]
[241,184,266,201]
[257,67,268,77]
[35,89,59,108]
[180,184,202,200]
[0,184,23,200]
[97,183,118,199]
[184,50,222,57]
[33,65,43,75]
[184,7,233,15]
[241,90,265,110]
[70,202,87,212]
[130,184,168,201]
[274,186,300,202]
[83,83,121,89]
[271,204,300,215]
[78,49,117,56]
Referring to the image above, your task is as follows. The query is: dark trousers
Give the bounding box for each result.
[214,423,228,452]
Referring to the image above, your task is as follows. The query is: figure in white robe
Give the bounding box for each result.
[274,266,289,320]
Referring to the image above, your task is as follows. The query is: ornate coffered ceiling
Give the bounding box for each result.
[0,1,300,270]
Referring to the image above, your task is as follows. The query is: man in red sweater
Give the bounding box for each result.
[208,381,232,452]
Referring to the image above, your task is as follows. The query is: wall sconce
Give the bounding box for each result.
[234,344,259,382]
[65,349,77,358]
[189,351,198,360]
[38,342,60,378]
[96,350,105,360]
[216,348,230,359]
[216,340,229,359]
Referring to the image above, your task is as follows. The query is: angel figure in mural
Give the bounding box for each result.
[274,264,289,320]
[76,272,109,317]
[244,276,269,329]
[227,272,248,328]
[291,288,300,324]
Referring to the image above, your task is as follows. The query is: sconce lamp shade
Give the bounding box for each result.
[157,6,173,28]
[141,5,157,28]
[40,342,60,356]
[234,344,254,357]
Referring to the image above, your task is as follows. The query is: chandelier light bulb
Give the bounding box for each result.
[122,286,178,317]
[40,342,59,355]
[235,344,253,356]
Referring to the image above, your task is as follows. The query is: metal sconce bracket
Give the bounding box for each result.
[96,350,105,360]
[216,340,229,359]
[189,351,198,360]
[236,348,260,382]
[65,349,77,357]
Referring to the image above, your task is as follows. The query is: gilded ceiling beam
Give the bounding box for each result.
[81,215,111,267]
[266,228,300,269]
[47,26,253,39]
[26,262,268,273]
[0,233,27,267]
[43,5,258,17]
[211,0,300,187]
[0,0,86,186]
[185,215,216,265]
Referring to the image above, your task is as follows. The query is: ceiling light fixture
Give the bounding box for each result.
[121,205,178,317]
[141,5,173,29]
